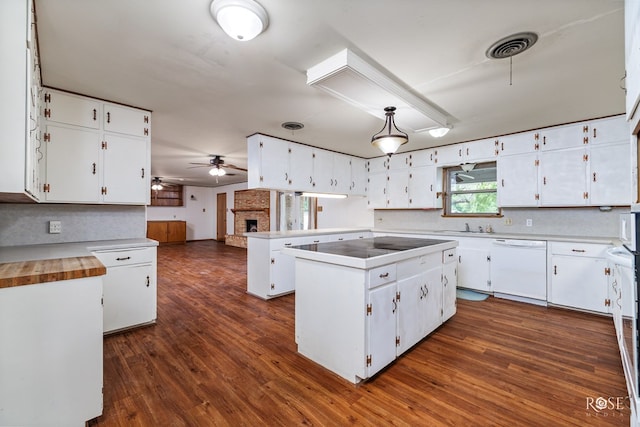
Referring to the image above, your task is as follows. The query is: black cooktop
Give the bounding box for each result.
[291,236,452,259]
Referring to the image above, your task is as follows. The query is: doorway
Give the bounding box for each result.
[216,192,227,241]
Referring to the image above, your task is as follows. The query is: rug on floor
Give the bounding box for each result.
[456,289,490,301]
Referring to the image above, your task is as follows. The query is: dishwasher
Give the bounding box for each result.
[490,239,547,304]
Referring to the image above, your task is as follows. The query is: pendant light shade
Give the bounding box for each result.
[371,106,408,156]
[210,0,269,41]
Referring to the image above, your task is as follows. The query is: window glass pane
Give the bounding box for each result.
[445,162,499,216]
[278,192,316,230]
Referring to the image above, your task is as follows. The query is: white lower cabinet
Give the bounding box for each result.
[247,231,373,299]
[367,282,398,376]
[0,276,103,426]
[92,246,157,334]
[548,242,611,313]
[456,238,492,292]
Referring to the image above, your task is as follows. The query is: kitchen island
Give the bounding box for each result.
[283,236,457,383]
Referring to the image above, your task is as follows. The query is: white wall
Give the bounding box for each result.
[147,183,249,240]
[317,196,374,229]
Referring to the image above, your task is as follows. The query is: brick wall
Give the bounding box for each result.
[226,189,270,248]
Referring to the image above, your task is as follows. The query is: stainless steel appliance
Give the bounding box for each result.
[618,210,640,423]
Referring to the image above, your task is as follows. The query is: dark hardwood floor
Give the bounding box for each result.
[91,240,630,426]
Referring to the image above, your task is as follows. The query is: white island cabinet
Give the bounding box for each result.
[284,236,457,383]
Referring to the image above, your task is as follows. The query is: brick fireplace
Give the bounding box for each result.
[225,189,270,248]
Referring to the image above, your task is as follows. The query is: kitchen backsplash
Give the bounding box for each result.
[375,206,626,238]
[0,204,146,246]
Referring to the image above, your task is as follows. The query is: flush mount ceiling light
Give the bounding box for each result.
[151,177,163,191]
[307,49,450,133]
[428,126,451,138]
[371,106,408,156]
[210,0,269,41]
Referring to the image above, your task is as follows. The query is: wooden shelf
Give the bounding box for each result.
[231,208,269,214]
[150,185,184,207]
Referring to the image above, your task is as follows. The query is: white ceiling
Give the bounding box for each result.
[34,0,626,187]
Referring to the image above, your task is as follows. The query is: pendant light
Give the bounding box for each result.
[210,0,269,41]
[371,106,408,156]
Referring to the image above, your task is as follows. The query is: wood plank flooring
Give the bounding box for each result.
[90,240,630,426]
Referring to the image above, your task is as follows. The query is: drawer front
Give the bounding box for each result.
[397,253,441,278]
[443,248,457,264]
[93,247,154,267]
[550,242,610,257]
[368,264,397,289]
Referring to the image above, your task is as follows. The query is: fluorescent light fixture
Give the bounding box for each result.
[307,49,449,133]
[301,192,347,199]
[210,0,269,41]
[428,127,451,138]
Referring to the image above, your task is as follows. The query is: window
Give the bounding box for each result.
[444,162,499,216]
[277,192,317,230]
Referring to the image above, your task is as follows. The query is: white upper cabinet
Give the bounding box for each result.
[497,152,540,207]
[103,103,151,138]
[435,139,497,166]
[288,143,313,190]
[0,0,41,202]
[41,88,151,205]
[626,0,640,119]
[408,165,439,208]
[43,90,101,129]
[539,147,589,206]
[589,142,631,206]
[496,132,537,156]
[349,157,368,196]
[537,122,587,151]
[587,116,628,144]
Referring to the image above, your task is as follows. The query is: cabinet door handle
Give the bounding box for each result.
[92,163,96,175]
[116,256,131,261]
[106,111,111,123]
[379,272,389,279]
[141,168,145,178]
[571,249,586,253]
[553,265,557,275]
[93,108,97,121]
[146,275,150,287]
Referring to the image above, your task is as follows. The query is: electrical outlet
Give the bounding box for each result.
[526,219,533,227]
[504,218,512,226]
[49,220,62,234]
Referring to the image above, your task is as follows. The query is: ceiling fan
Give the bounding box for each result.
[455,172,475,183]
[188,155,247,177]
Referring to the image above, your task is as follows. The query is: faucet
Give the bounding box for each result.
[464,223,470,232]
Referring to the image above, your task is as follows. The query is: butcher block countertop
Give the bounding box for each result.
[0,256,106,289]
[0,238,157,289]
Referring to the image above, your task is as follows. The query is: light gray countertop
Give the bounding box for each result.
[0,238,158,263]
[373,228,618,245]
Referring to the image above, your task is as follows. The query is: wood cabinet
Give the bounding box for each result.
[147,220,187,244]
[0,276,103,426]
[92,246,157,334]
[0,0,41,202]
[548,241,611,313]
[40,88,150,204]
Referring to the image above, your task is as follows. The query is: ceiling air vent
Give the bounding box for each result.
[486,32,538,59]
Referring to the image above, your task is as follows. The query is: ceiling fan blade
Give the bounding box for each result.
[226,163,248,172]
[186,165,211,169]
[458,173,475,179]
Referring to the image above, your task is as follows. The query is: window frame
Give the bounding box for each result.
[442,161,502,218]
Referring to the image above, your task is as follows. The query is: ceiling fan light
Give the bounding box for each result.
[428,127,451,138]
[209,167,226,176]
[371,106,408,156]
[151,178,163,190]
[211,0,268,41]
[460,162,476,172]
[151,183,163,190]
